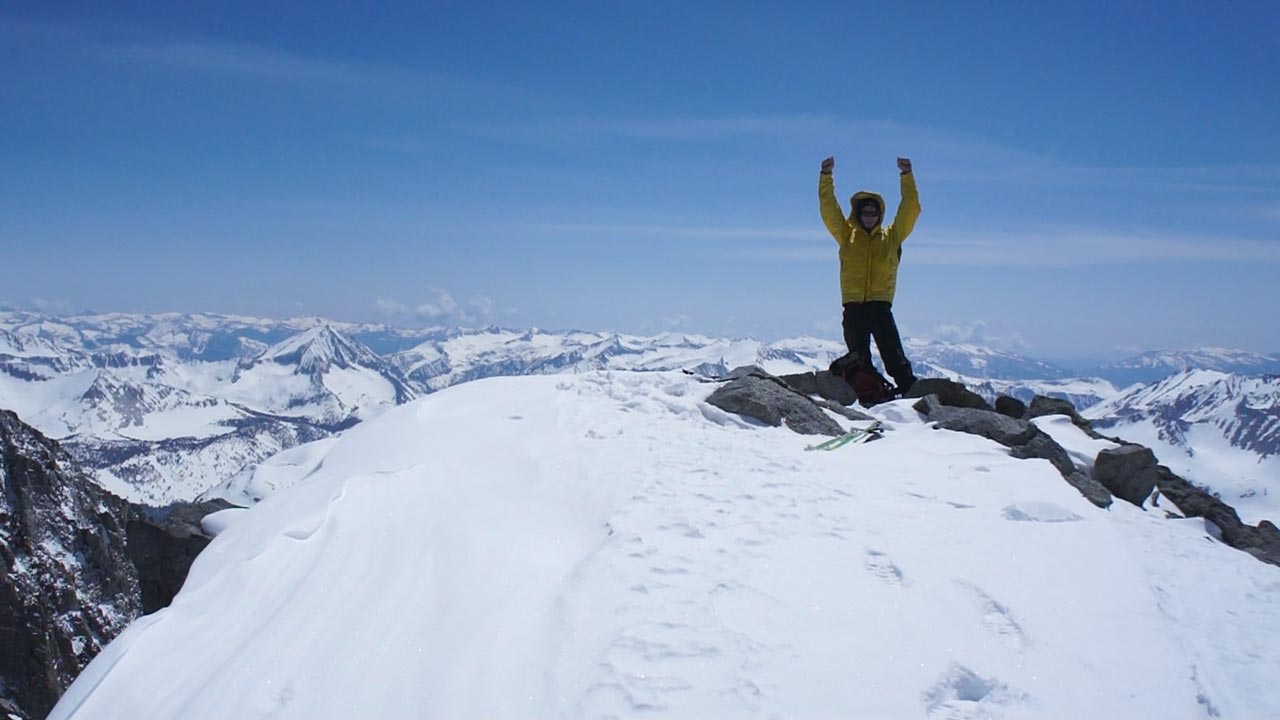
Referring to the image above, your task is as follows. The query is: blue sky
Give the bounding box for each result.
[2,1,1278,362]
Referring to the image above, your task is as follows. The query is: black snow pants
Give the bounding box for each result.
[841,300,917,394]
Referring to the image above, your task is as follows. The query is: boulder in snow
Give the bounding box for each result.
[906,378,992,411]
[779,370,860,407]
[913,395,1036,447]
[1028,394,1104,439]
[1093,445,1160,508]
[995,395,1027,419]
[707,367,845,436]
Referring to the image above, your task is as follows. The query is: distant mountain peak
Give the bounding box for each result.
[255,324,377,374]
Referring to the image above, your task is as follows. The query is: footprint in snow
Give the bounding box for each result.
[905,491,975,510]
[923,663,1028,720]
[865,549,905,586]
[1001,501,1083,523]
[954,580,1026,652]
[659,522,706,539]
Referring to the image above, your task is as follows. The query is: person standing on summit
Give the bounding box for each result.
[819,155,921,394]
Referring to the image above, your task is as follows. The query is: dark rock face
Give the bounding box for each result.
[1155,466,1280,567]
[127,499,235,613]
[0,410,236,718]
[707,367,845,436]
[995,396,1027,419]
[1093,445,1161,507]
[914,395,1113,508]
[0,410,141,720]
[905,378,992,411]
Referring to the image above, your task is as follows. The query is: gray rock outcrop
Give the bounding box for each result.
[905,378,992,410]
[912,395,1036,446]
[1027,394,1105,439]
[779,370,860,407]
[707,367,845,436]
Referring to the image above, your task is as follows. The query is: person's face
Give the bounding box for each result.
[859,205,881,229]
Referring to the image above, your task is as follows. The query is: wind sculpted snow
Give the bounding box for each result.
[50,372,1280,719]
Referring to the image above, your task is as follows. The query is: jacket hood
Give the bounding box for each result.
[850,190,887,230]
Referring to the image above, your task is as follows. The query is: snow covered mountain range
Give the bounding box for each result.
[1092,348,1280,388]
[1086,370,1280,524]
[46,370,1280,719]
[1,310,1277,516]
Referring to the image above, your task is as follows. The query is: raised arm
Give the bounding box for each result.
[818,156,851,244]
[889,157,921,244]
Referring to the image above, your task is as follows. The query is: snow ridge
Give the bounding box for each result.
[47,371,1280,720]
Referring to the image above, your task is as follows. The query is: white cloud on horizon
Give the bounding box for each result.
[376,291,496,326]
[661,313,692,330]
[29,297,77,315]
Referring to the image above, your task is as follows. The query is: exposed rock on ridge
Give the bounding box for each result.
[910,386,1113,509]
[706,367,847,436]
[1,409,140,720]
[1,409,236,719]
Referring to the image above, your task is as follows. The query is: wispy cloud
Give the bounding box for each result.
[104,40,395,87]
[918,321,1031,352]
[545,220,1280,267]
[11,17,525,109]
[489,112,1280,195]
[479,114,914,150]
[908,228,1280,267]
[539,223,814,241]
[375,291,495,326]
[504,114,881,142]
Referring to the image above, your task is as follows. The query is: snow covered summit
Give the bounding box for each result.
[228,324,415,425]
[50,371,1280,719]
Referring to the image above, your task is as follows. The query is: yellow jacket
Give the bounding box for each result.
[819,171,921,304]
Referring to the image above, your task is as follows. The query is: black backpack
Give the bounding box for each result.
[829,352,898,407]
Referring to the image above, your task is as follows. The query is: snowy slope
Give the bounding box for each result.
[52,372,1280,720]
